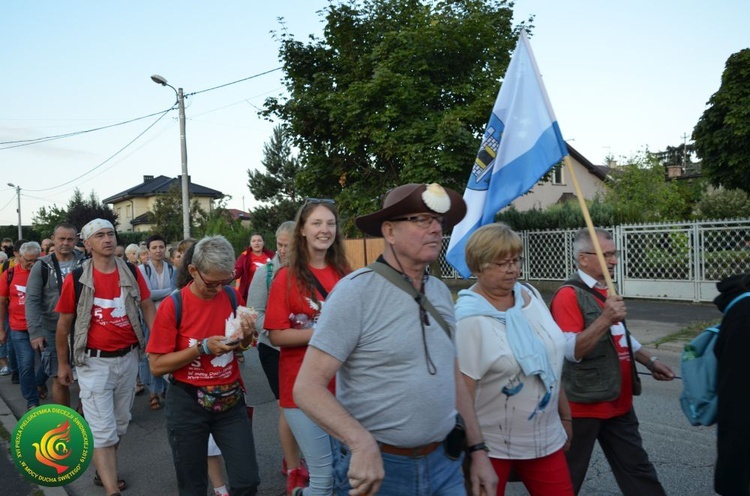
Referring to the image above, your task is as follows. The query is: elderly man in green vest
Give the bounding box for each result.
[550,227,674,495]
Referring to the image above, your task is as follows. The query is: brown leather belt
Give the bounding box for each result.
[379,441,441,458]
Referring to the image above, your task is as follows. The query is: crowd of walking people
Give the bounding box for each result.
[0,181,746,496]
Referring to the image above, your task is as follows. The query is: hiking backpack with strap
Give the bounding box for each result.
[679,291,750,426]
[170,285,238,329]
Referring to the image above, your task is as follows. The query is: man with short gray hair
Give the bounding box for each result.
[551,227,674,495]
[0,241,42,409]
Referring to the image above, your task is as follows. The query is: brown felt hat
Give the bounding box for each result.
[356,183,467,237]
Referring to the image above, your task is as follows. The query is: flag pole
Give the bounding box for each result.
[563,155,617,295]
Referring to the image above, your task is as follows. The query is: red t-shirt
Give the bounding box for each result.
[0,265,31,331]
[147,283,244,387]
[56,266,151,351]
[264,265,341,408]
[234,249,274,301]
[550,285,633,419]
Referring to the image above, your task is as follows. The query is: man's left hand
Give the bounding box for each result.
[468,451,498,496]
[650,359,675,381]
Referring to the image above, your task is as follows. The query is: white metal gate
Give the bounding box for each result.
[439,219,750,302]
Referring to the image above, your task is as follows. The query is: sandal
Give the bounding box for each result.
[37,385,48,400]
[93,471,127,491]
[149,395,161,410]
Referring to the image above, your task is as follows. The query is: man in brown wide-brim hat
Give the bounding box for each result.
[295,183,497,496]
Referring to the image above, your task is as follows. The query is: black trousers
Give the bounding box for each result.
[165,381,260,496]
[566,408,666,496]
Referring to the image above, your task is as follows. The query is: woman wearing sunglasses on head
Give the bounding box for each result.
[265,199,351,496]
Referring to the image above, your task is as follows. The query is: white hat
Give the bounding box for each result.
[80,219,114,240]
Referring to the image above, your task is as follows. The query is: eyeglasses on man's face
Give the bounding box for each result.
[194,269,233,289]
[582,250,620,259]
[389,214,444,229]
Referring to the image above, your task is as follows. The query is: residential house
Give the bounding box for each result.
[103,175,224,232]
[507,144,609,212]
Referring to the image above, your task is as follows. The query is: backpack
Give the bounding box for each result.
[143,262,174,281]
[679,291,750,426]
[170,285,238,329]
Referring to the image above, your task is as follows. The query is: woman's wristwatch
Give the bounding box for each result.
[466,442,490,454]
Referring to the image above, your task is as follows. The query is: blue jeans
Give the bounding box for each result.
[10,330,39,408]
[139,325,166,395]
[166,381,259,496]
[284,407,334,496]
[331,438,466,496]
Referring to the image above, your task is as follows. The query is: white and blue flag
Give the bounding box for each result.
[446,30,568,278]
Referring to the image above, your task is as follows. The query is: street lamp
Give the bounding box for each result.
[7,183,21,240]
[151,74,191,240]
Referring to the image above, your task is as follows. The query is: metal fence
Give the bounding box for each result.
[438,219,750,302]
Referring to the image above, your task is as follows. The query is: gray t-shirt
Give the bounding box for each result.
[310,265,457,447]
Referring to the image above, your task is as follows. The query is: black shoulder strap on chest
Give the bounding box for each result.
[366,262,451,339]
[171,285,238,330]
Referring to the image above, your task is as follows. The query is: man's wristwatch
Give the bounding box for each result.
[647,355,659,370]
[466,442,490,454]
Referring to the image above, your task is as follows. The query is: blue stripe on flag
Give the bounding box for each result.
[446,31,567,278]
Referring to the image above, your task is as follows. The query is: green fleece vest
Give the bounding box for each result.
[558,273,621,403]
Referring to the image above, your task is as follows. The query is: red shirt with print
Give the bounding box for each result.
[147,283,244,387]
[550,285,634,419]
[264,265,340,408]
[0,265,31,331]
[56,266,151,351]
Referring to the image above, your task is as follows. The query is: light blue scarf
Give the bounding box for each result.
[455,283,556,419]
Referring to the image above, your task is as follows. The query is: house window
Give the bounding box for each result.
[551,165,563,185]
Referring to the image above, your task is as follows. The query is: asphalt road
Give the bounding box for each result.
[0,295,723,496]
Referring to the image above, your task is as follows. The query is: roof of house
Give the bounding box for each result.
[103,175,224,204]
[226,209,251,221]
[566,143,609,181]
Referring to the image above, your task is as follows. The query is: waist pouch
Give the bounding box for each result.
[172,379,243,413]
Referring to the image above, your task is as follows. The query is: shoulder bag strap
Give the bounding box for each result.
[310,274,329,300]
[366,262,451,340]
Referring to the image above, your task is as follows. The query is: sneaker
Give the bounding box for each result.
[0,366,10,376]
[286,467,308,496]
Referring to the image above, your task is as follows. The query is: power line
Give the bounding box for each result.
[0,108,174,149]
[188,67,282,96]
[0,66,283,150]
[24,108,173,193]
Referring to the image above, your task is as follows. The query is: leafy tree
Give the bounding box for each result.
[32,204,68,239]
[602,154,691,222]
[248,125,303,203]
[65,189,117,232]
[693,49,750,193]
[695,188,750,220]
[249,199,302,240]
[246,124,304,241]
[32,189,116,235]
[264,0,525,234]
[151,185,207,243]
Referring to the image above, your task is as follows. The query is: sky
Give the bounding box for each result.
[1,0,748,229]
